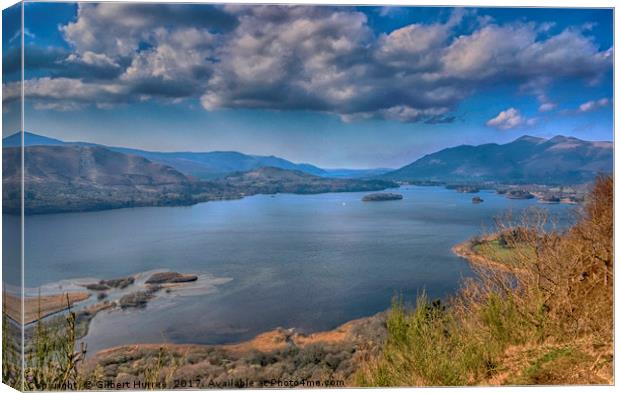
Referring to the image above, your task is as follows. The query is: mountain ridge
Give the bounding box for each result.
[3,132,328,179]
[383,134,612,184]
[2,144,397,214]
[3,132,612,186]
[2,145,203,214]
[3,132,392,179]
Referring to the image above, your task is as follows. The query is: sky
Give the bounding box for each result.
[2,3,614,169]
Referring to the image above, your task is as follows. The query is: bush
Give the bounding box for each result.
[358,176,613,386]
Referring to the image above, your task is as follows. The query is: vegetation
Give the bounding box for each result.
[3,177,612,388]
[4,145,397,214]
[357,176,613,386]
[470,233,536,269]
[3,291,23,390]
[362,193,403,202]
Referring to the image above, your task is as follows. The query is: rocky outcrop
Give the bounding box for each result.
[145,272,198,284]
[85,276,135,291]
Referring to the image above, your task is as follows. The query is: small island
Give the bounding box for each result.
[472,196,484,204]
[362,192,403,202]
[505,190,535,199]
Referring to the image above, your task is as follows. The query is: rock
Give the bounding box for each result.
[84,276,135,291]
[472,196,484,204]
[362,193,403,202]
[118,291,153,309]
[145,272,198,284]
[85,283,110,291]
[102,277,135,289]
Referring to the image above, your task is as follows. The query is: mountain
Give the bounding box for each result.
[3,145,396,214]
[322,168,393,178]
[383,135,612,184]
[2,145,204,214]
[106,147,328,179]
[2,132,326,179]
[3,131,65,147]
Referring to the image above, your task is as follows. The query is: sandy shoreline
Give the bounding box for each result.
[82,312,387,386]
[93,315,375,359]
[12,241,508,385]
[4,291,91,325]
[451,236,517,273]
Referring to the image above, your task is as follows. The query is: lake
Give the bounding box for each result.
[16,186,574,352]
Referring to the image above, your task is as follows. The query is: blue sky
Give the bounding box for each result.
[2,4,613,168]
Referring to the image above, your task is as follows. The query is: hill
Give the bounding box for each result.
[358,176,613,386]
[384,135,612,184]
[219,166,396,195]
[3,145,395,214]
[109,148,327,179]
[3,132,326,179]
[2,145,204,214]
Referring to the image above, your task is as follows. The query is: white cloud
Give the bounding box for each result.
[486,108,536,130]
[578,98,610,113]
[3,77,126,109]
[9,4,613,124]
[66,51,120,68]
[538,102,557,112]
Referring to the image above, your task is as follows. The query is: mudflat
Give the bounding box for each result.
[4,292,91,324]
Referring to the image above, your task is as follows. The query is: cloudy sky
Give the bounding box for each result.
[2,3,613,168]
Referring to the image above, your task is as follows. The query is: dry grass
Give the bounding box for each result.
[5,177,612,389]
[358,176,613,387]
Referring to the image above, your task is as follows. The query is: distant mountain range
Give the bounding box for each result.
[382,135,612,185]
[2,142,396,214]
[2,132,389,180]
[2,131,612,213]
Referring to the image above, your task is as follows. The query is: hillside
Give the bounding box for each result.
[3,132,326,179]
[219,166,396,195]
[2,145,203,214]
[3,145,395,214]
[358,176,613,386]
[384,135,612,184]
[3,132,65,147]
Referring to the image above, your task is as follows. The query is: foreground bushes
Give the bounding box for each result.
[357,176,613,386]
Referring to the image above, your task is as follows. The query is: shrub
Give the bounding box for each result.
[358,176,613,386]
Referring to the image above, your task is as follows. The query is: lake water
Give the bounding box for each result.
[17,186,574,352]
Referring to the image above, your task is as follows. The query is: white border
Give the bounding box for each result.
[0,1,616,393]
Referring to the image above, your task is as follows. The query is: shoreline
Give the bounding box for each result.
[90,313,384,358]
[82,312,388,385]
[4,291,91,325]
[451,236,520,273]
[79,231,515,384]
[17,236,497,351]
[9,182,397,216]
[15,233,520,384]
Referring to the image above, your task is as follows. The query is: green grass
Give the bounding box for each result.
[509,347,591,385]
[472,239,534,268]
[356,294,510,387]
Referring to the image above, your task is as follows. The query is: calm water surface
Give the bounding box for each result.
[18,186,574,352]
